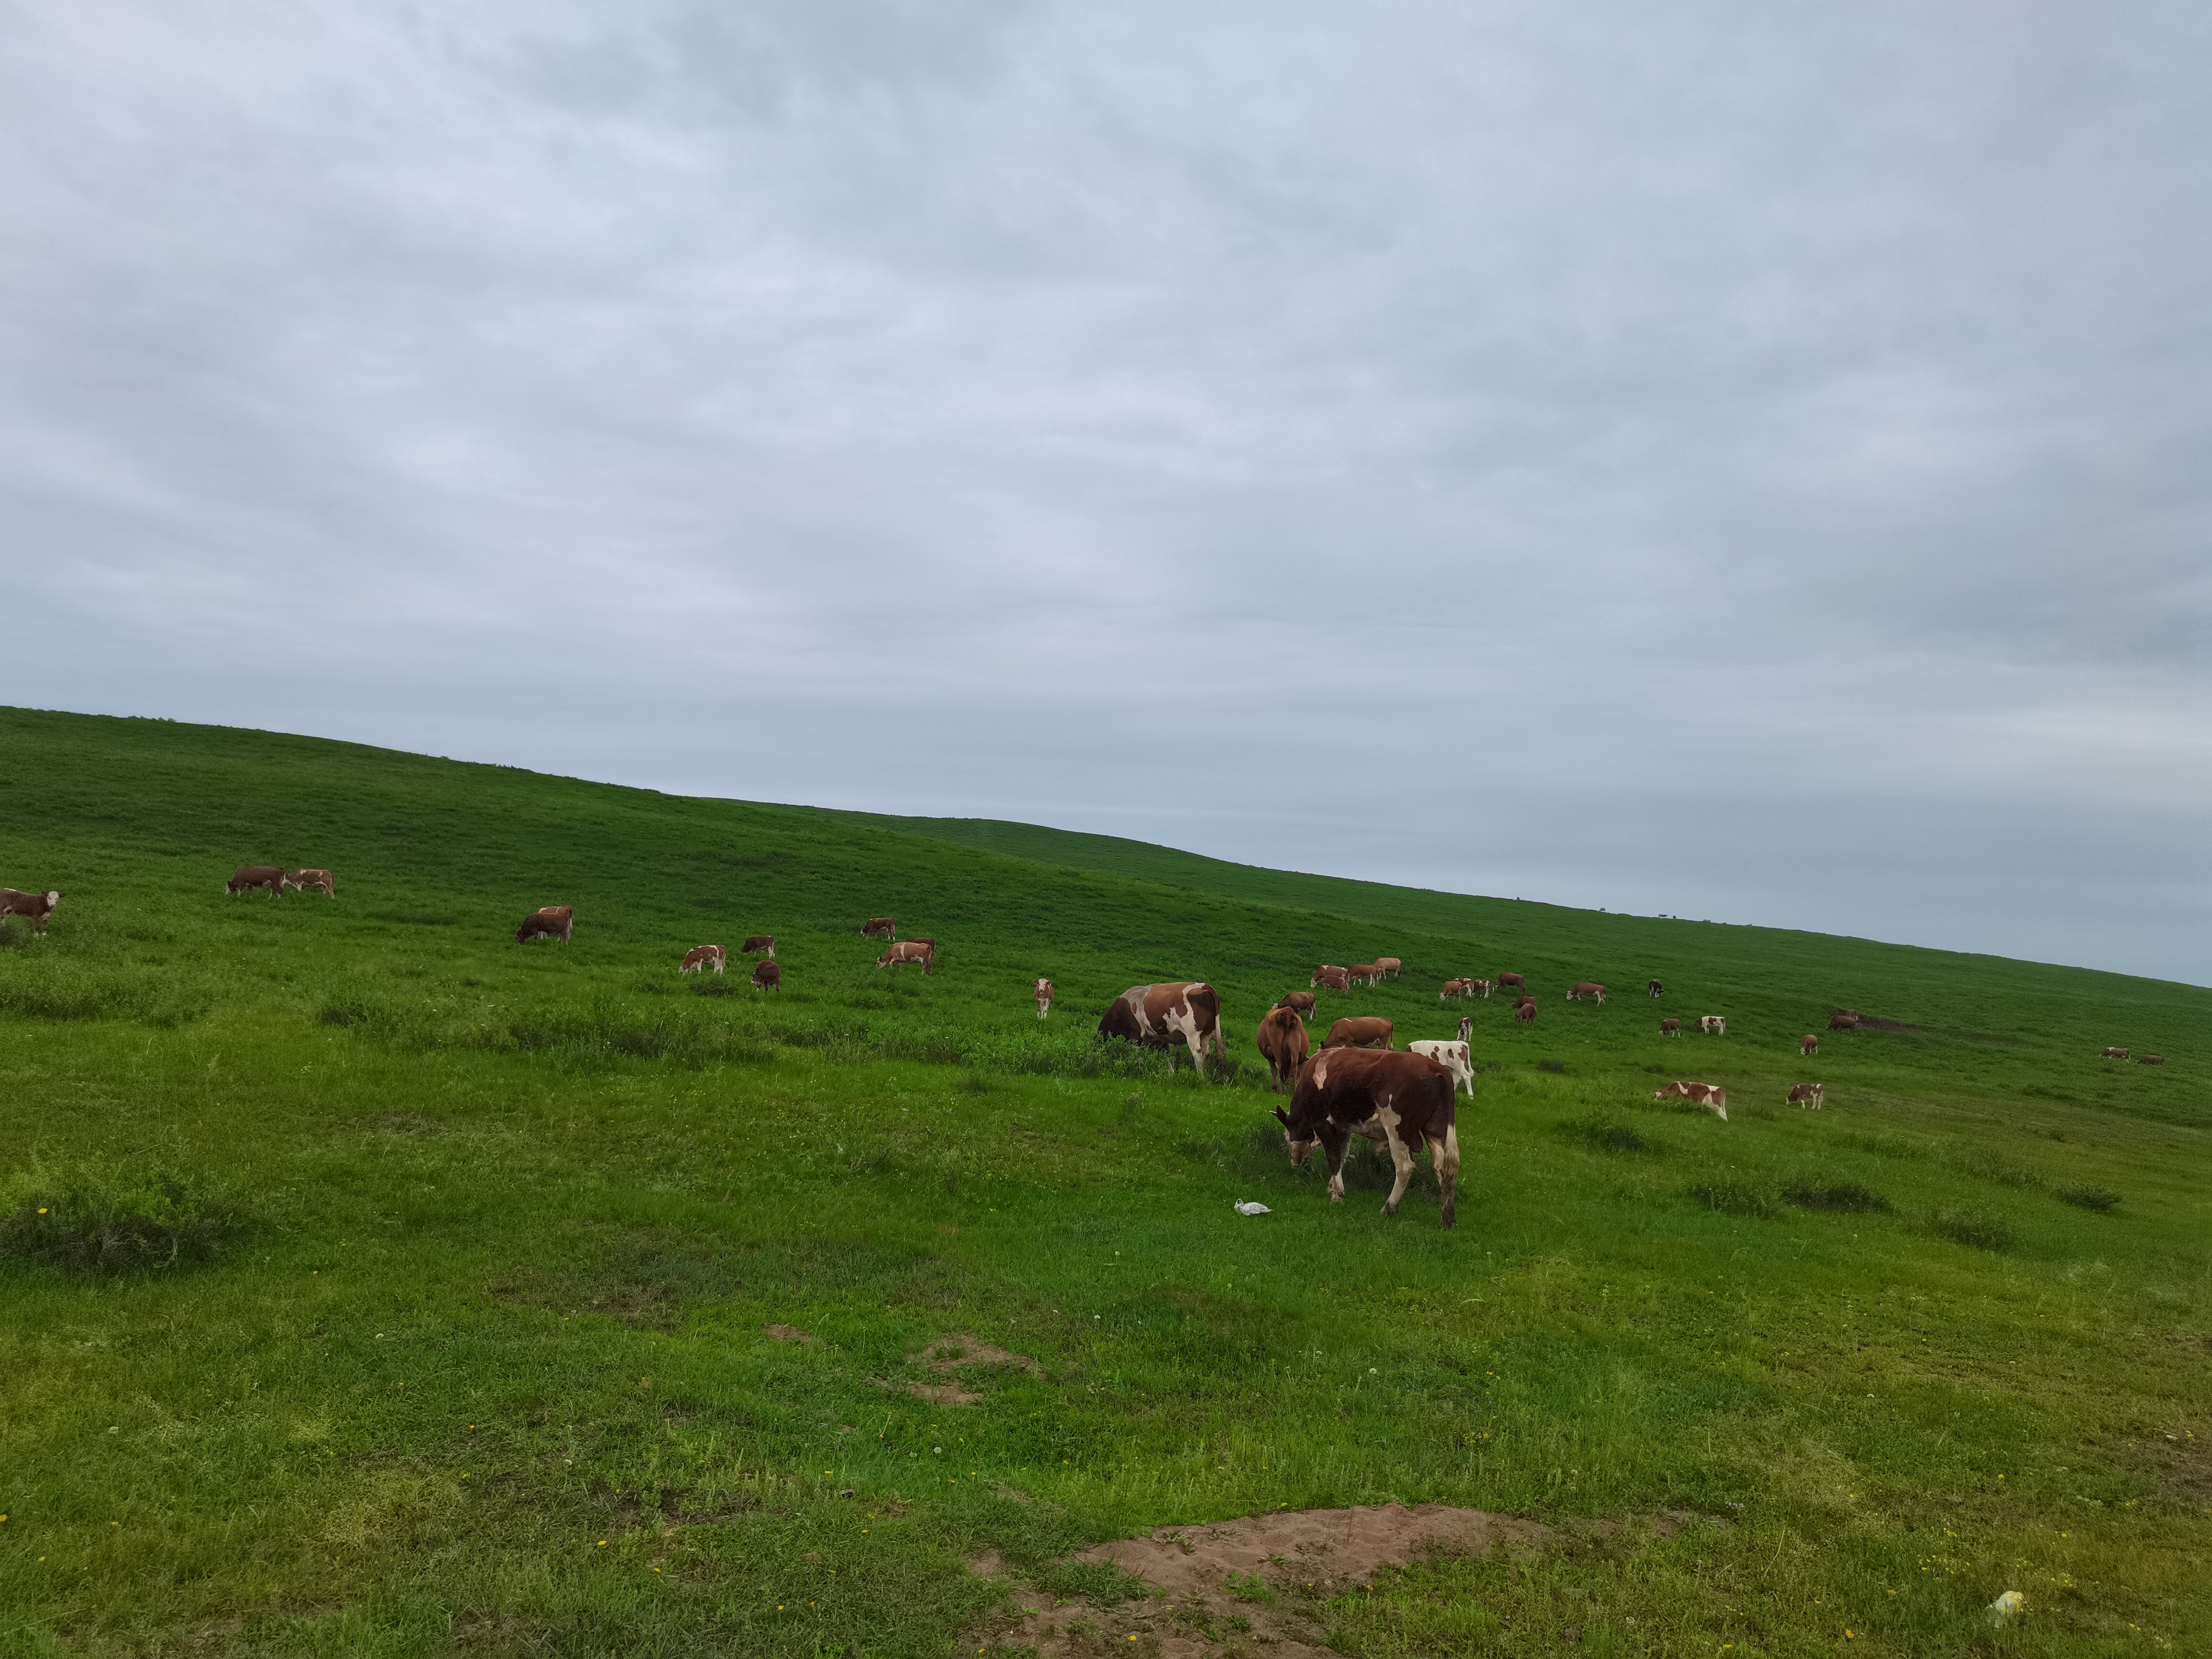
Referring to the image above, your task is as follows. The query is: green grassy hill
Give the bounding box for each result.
[1,705,2206,1658]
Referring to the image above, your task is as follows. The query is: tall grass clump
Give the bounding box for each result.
[1929,1207,2014,1251]
[0,1157,242,1274]
[1568,1114,1652,1155]
[1687,1179,1776,1219]
[1781,1179,1890,1213]
[2059,1187,2121,1213]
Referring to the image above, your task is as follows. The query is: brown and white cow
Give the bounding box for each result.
[1254,1005,1311,1093]
[861,917,896,939]
[2139,1055,2164,1065]
[1828,1011,1860,1031]
[1457,1014,1473,1044]
[1568,982,1607,1004]
[1349,963,1384,987]
[752,960,781,990]
[1800,1034,1818,1056]
[1698,1015,1727,1036]
[1654,1079,1728,1119]
[0,888,60,933]
[1512,1001,1536,1024]
[2100,1046,2130,1060]
[228,865,286,897]
[1648,979,1664,998]
[680,944,727,975]
[1374,956,1402,980]
[1098,982,1223,1072]
[1469,978,1495,999]
[1407,1038,1475,1097]
[741,935,776,957]
[1034,978,1054,1018]
[1322,1016,1394,1050]
[516,905,574,944]
[282,868,336,897]
[1274,1048,1458,1227]
[1660,1017,1682,1036]
[879,939,936,975]
[1788,1082,1825,1109]
[1497,971,1525,992]
[1312,965,1352,992]
[1440,978,1472,1000]
[1274,991,1317,1018]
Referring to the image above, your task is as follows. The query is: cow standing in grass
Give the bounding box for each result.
[1788,1083,1825,1108]
[2100,1046,2130,1060]
[1273,1048,1459,1228]
[862,917,896,939]
[880,939,935,975]
[1648,979,1663,998]
[284,868,336,897]
[1568,982,1606,1004]
[1034,978,1054,1018]
[1323,1016,1393,1050]
[1098,982,1222,1072]
[1655,1080,1728,1119]
[1698,1015,1727,1036]
[1457,1014,1473,1044]
[1513,1001,1536,1024]
[0,888,61,933]
[1408,1039,1475,1096]
[517,905,573,944]
[752,960,781,990]
[1801,1034,1819,1056]
[1829,1012,1860,1031]
[1497,972,1525,994]
[1374,957,1402,980]
[1274,991,1317,1019]
[742,935,776,958]
[1312,965,1352,992]
[1660,1017,1682,1036]
[1255,1006,1310,1092]
[681,945,726,975]
[228,866,286,897]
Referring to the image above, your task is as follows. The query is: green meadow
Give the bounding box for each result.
[0,704,2206,1658]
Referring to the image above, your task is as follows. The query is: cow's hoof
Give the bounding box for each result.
[1382,1203,1399,1217]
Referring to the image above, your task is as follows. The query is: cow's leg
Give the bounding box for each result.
[1376,1112,1415,1216]
[1321,1127,1350,1203]
[1433,1123,1460,1229]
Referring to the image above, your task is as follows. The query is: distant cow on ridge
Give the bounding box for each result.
[1255,1005,1311,1092]
[1098,982,1222,1072]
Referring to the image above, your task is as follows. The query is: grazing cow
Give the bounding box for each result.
[1653,1080,1728,1119]
[1349,963,1384,986]
[2100,1046,2130,1060]
[1800,1034,1818,1056]
[1274,991,1317,1018]
[1788,1082,1825,1109]
[1497,972,1525,992]
[0,888,61,933]
[1514,993,1537,1010]
[752,960,781,990]
[1698,1015,1727,1036]
[1568,982,1607,1004]
[1457,1014,1473,1043]
[1374,956,1403,980]
[879,939,936,975]
[283,868,336,897]
[680,944,726,975]
[1034,978,1054,1018]
[227,865,286,897]
[1312,965,1352,992]
[1469,978,1495,999]
[1440,978,1470,1000]
[741,935,776,957]
[1254,1006,1311,1092]
[1408,1038,1475,1097]
[1322,1016,1394,1050]
[516,905,574,944]
[2140,1055,2164,1065]
[1274,1047,1459,1227]
[1513,1001,1536,1024]
[1660,1017,1682,1036]
[1648,979,1664,998]
[1828,1012,1860,1031]
[861,917,896,939]
[1098,982,1223,1072]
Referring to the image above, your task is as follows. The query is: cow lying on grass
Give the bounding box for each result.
[1273,1048,1458,1228]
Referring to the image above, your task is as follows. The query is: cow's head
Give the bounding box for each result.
[1272,1106,1319,1165]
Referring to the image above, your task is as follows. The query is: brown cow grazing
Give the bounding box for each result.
[741,935,776,957]
[1254,1006,1311,1092]
[1654,1079,1728,1119]
[879,939,936,975]
[1440,978,1471,1000]
[1274,991,1317,1018]
[1274,1048,1458,1227]
[1648,979,1664,998]
[1034,978,1054,1018]
[1788,1082,1825,1109]
[1469,978,1495,999]
[1497,972,1525,992]
[752,960,781,990]
[1513,1001,1536,1024]
[1374,956,1402,980]
[1660,1017,1682,1036]
[861,917,896,939]
[1322,1016,1394,1050]
[2139,1055,2164,1065]
[283,868,336,897]
[516,905,574,944]
[680,944,727,975]
[1568,982,1607,1004]
[1312,965,1352,992]
[1098,982,1223,1072]
[1349,963,1383,986]
[1514,993,1537,1010]
[1828,1011,1860,1031]
[1800,1034,1818,1056]
[1698,1015,1727,1036]
[2100,1046,2130,1060]
[228,865,286,897]
[0,888,61,933]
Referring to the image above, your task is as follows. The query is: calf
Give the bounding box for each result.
[516,905,574,944]
[1374,956,1402,980]
[861,917,896,939]
[228,865,286,897]
[879,939,936,975]
[2100,1046,2130,1060]
[1323,1016,1394,1050]
[1497,971,1525,992]
[752,960,781,990]
[1788,1082,1825,1109]
[1274,991,1317,1018]
[1254,1005,1311,1092]
[0,888,61,933]
[1828,1012,1860,1031]
[1698,1015,1727,1036]
[284,868,336,897]
[1034,977,1054,1018]
[1098,982,1222,1072]
[1568,982,1607,1004]
[1653,1079,1728,1119]
[1407,1038,1475,1097]
[1648,979,1664,998]
[1274,1047,1458,1227]
[1513,1001,1536,1024]
[1457,1014,1473,1043]
[1660,1017,1682,1036]
[1800,1034,1818,1056]
[680,944,727,975]
[741,935,776,957]
[1312,965,1352,992]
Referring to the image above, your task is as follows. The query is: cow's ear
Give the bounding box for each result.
[1272,1107,1291,1127]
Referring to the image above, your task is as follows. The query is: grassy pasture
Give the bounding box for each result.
[0,704,2207,1658]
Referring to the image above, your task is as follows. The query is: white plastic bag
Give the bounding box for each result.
[1234,1201,1270,1216]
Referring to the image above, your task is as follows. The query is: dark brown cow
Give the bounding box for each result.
[752,960,781,990]
[1513,1001,1536,1024]
[284,868,336,897]
[1312,965,1352,992]
[1273,1047,1458,1227]
[1648,979,1664,998]
[1034,977,1054,1018]
[1828,1012,1860,1031]
[1322,1016,1393,1050]
[861,917,896,939]
[1374,956,1402,980]
[741,935,776,957]
[228,865,286,897]
[1254,1006,1311,1092]
[1654,1079,1728,1118]
[1497,971,1525,992]
[0,888,60,933]
[879,939,935,975]
[2100,1046,2130,1060]
[516,905,573,944]
[2139,1055,2164,1065]
[1098,982,1222,1071]
[1800,1034,1818,1056]
[680,944,727,975]
[1660,1017,1682,1036]
[1274,991,1317,1018]
[1568,982,1607,1004]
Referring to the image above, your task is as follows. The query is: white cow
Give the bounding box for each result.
[1408,1039,1476,1097]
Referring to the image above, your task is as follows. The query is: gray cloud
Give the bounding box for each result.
[3,0,2207,980]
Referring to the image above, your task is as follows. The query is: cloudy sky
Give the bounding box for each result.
[3,2,2208,982]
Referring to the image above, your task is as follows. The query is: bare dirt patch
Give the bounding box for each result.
[884,1333,1041,1406]
[764,1323,814,1344]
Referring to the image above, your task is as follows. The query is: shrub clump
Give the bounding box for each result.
[2058,1187,2120,1214]
[1929,1207,2014,1251]
[1570,1114,1651,1155]
[1688,1180,1776,1219]
[1782,1180,1890,1213]
[0,1158,242,1274]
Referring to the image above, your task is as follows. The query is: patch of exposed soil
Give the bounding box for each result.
[764,1323,814,1343]
[883,1334,1040,1406]
[1830,1009,1922,1034]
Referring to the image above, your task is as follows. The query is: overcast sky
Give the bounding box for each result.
[3,2,2207,983]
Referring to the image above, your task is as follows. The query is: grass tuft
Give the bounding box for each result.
[2058,1187,2121,1213]
[1569,1114,1652,1155]
[1687,1180,1776,1219]
[1928,1207,2014,1251]
[0,1157,242,1274]
[1781,1179,1890,1213]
